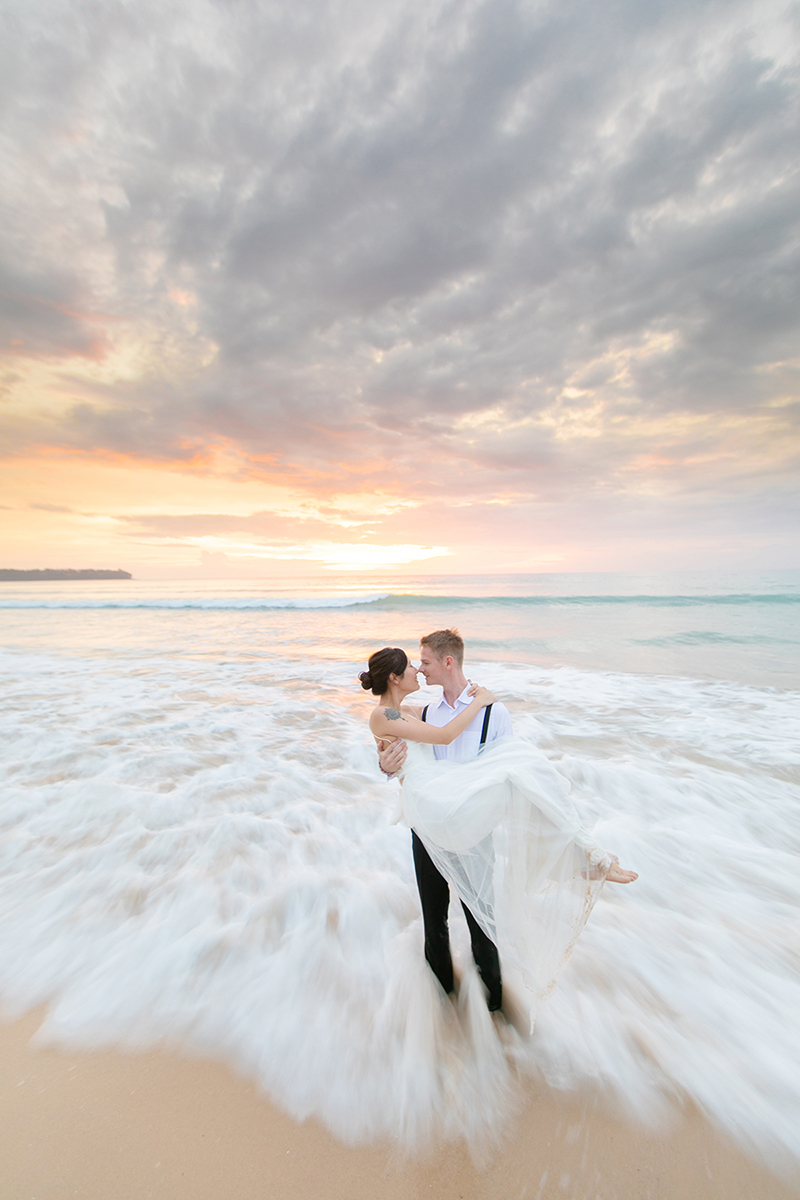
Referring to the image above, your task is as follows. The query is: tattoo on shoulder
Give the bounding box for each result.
[384,708,403,720]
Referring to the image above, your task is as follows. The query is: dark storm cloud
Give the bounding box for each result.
[2,0,799,517]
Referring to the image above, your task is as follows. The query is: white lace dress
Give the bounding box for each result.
[397,738,614,999]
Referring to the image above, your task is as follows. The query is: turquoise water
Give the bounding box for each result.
[1,569,798,685]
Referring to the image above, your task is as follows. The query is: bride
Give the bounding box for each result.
[362,646,637,1005]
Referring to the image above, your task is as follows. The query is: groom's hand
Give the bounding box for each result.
[377,738,406,777]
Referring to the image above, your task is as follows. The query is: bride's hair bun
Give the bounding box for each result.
[359,647,408,695]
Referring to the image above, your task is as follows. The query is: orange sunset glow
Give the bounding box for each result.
[1,0,798,578]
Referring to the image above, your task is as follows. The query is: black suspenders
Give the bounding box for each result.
[421,702,493,746]
[479,704,493,747]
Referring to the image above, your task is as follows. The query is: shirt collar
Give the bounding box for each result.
[435,684,473,710]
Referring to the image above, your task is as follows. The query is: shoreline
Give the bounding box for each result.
[2,1010,797,1200]
[0,570,132,581]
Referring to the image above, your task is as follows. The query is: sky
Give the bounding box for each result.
[1,0,799,578]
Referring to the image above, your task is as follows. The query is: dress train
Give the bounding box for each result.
[397,738,613,1001]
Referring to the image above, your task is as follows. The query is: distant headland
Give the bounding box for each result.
[0,569,133,581]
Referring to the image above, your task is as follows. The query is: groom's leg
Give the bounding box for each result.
[462,903,502,1011]
[411,831,454,995]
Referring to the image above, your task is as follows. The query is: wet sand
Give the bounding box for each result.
[1,1010,797,1200]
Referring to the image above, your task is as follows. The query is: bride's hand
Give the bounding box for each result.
[468,683,496,706]
[377,738,407,776]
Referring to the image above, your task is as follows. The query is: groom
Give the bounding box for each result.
[378,628,512,1011]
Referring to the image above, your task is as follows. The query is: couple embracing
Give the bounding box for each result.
[360,629,636,1016]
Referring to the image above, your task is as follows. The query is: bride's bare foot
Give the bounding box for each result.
[606,863,638,883]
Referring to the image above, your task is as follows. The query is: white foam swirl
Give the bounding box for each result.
[0,649,799,1162]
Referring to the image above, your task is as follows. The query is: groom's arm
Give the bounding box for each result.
[488,702,513,742]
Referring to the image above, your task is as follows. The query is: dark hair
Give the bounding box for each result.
[359,647,408,695]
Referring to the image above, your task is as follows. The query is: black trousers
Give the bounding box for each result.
[411,829,502,1011]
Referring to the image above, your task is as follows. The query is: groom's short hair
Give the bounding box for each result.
[420,628,464,667]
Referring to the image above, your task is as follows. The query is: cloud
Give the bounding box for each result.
[116,509,361,540]
[0,286,104,362]
[114,509,450,569]
[1,0,799,564]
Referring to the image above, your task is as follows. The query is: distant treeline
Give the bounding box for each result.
[0,569,133,581]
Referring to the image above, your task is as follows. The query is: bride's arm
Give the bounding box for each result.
[370,687,496,745]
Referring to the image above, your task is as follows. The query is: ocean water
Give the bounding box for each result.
[1,571,799,1164]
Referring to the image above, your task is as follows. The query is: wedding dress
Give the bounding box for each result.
[396,738,614,1000]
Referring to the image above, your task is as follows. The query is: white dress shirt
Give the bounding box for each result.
[422,685,512,762]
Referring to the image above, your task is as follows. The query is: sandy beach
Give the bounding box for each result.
[2,1010,797,1200]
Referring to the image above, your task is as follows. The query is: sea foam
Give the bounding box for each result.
[0,646,799,1162]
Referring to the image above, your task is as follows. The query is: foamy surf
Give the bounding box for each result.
[1,643,799,1163]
